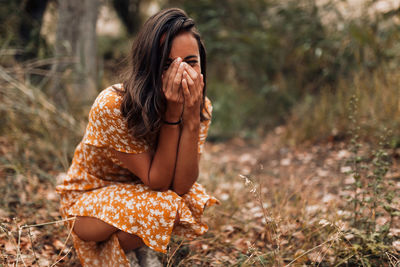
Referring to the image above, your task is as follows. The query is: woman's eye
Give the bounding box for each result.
[186,60,198,67]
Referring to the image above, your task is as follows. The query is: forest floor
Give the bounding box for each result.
[0,126,399,266]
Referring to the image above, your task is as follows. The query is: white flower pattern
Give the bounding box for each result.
[56,84,218,267]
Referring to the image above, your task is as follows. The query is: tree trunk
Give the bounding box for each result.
[50,0,99,111]
[17,0,49,61]
[112,0,142,35]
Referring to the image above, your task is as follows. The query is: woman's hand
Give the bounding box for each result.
[181,65,203,126]
[170,64,203,195]
[162,57,186,122]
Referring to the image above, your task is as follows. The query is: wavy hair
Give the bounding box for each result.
[116,8,209,146]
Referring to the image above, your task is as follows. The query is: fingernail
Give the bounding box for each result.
[176,57,182,63]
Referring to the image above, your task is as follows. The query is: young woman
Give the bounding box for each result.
[56,8,218,266]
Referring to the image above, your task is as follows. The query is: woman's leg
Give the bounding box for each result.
[73,212,181,252]
[73,216,118,242]
[116,231,144,252]
[73,216,145,252]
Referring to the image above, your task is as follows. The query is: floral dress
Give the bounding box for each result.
[56,83,218,266]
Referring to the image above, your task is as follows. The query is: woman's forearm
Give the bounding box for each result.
[172,122,200,195]
[147,123,181,190]
[146,57,187,190]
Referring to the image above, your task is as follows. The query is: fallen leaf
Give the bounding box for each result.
[292,231,305,240]
[393,240,400,252]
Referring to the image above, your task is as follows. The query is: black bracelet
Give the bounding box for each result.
[163,118,182,125]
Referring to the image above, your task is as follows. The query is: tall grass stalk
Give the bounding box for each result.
[335,91,398,265]
[0,53,84,173]
[348,94,362,227]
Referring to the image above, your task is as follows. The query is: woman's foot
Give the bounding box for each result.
[125,250,140,267]
[135,246,163,267]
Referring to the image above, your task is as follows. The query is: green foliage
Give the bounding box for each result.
[97,34,132,86]
[206,80,273,140]
[98,35,131,61]
[165,0,400,140]
[0,1,22,44]
[2,0,399,142]
[0,0,51,61]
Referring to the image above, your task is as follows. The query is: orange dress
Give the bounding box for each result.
[56,84,218,266]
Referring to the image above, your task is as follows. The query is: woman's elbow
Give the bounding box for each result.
[147,174,172,192]
[173,186,189,196]
[172,175,198,195]
[147,183,169,192]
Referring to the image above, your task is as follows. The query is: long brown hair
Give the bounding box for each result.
[117,8,209,145]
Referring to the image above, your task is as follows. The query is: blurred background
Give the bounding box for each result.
[1,0,400,265]
[2,0,400,150]
[1,0,400,155]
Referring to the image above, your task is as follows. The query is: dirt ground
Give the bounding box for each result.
[1,126,399,266]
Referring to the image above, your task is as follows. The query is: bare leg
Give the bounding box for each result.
[73,216,144,252]
[73,212,180,253]
[73,216,118,242]
[117,231,144,252]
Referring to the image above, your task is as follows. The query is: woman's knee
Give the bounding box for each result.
[73,216,117,242]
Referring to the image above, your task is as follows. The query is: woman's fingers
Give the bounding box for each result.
[163,58,180,92]
[162,59,176,93]
[163,60,204,109]
[182,78,190,101]
[172,62,186,95]
[184,71,196,98]
[163,58,188,105]
[185,66,199,86]
[184,65,203,96]
[166,58,181,91]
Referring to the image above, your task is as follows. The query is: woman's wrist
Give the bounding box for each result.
[182,118,200,132]
[164,112,181,123]
[163,117,182,125]
[182,107,201,125]
[165,103,183,122]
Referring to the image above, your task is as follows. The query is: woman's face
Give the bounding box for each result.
[164,31,201,74]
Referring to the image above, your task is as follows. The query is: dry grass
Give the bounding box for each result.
[167,134,399,266]
[284,67,400,146]
[0,52,82,266]
[1,134,399,266]
[0,218,76,266]
[1,52,399,266]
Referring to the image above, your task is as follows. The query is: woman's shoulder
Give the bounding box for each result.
[95,83,123,104]
[89,83,124,120]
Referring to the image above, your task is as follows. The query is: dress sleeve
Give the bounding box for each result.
[198,97,212,154]
[83,88,149,154]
